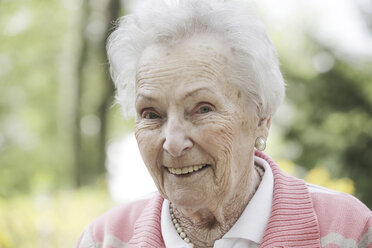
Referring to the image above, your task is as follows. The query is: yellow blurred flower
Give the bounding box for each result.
[305,166,355,195]
[304,167,331,186]
[278,161,355,195]
[277,160,296,175]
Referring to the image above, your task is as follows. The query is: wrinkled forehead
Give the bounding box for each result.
[135,35,232,84]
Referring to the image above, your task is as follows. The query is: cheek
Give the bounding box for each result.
[198,116,235,173]
[134,123,162,169]
[202,122,234,156]
[135,124,166,194]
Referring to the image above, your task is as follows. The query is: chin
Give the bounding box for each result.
[166,189,211,209]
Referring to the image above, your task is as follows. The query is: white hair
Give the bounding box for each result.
[107,0,285,119]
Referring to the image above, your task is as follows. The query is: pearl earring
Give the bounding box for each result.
[255,137,266,151]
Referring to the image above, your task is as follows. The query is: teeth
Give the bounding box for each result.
[167,164,208,175]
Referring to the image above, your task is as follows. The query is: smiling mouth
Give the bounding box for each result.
[166,164,209,175]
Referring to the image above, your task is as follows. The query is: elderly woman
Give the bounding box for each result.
[75,0,372,247]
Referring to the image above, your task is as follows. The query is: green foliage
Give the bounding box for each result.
[0,0,73,196]
[282,45,372,207]
[0,0,128,195]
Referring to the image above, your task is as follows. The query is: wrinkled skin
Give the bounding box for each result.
[134,35,271,247]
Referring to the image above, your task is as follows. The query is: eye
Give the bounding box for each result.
[197,105,213,114]
[142,111,160,119]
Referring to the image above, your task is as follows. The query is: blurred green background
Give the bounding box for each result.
[0,0,371,247]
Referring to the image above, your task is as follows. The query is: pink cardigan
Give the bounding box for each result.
[75,151,372,248]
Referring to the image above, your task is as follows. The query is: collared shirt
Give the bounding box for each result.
[161,156,274,248]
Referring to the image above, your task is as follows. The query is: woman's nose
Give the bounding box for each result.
[163,118,193,157]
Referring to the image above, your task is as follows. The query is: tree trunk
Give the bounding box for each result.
[73,0,90,188]
[97,0,121,175]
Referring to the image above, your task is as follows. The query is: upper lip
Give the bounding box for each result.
[164,163,210,169]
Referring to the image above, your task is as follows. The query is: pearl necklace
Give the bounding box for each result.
[169,203,195,247]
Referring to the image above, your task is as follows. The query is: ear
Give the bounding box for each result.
[257,116,271,140]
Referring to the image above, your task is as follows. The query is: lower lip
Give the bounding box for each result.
[166,164,211,177]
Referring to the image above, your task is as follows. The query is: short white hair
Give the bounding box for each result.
[107,0,285,119]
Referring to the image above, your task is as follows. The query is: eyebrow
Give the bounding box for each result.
[135,94,161,110]
[135,87,216,105]
[136,94,157,103]
[181,87,216,101]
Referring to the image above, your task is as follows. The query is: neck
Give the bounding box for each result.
[171,164,264,248]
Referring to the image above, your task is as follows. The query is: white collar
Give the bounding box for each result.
[161,156,274,247]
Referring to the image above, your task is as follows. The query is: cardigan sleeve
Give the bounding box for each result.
[74,195,157,248]
[75,224,96,248]
[311,190,372,248]
[358,214,372,248]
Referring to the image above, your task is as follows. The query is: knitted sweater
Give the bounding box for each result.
[75,151,372,248]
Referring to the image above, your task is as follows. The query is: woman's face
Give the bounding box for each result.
[134,35,268,208]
